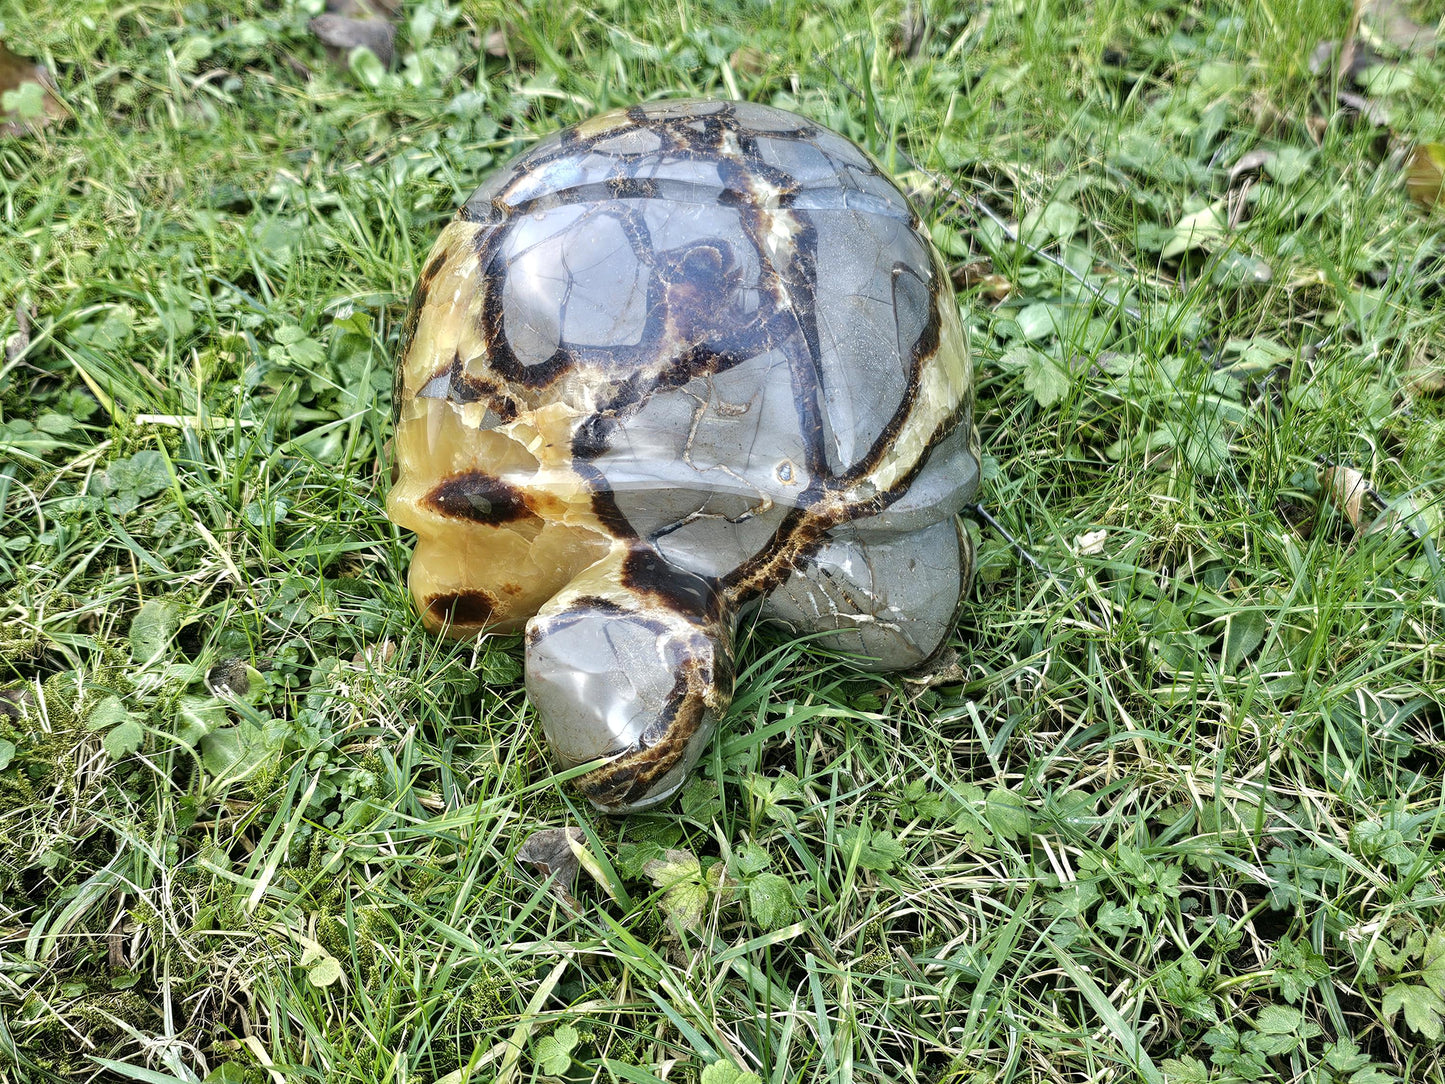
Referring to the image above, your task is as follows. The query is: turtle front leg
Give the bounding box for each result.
[525,544,735,812]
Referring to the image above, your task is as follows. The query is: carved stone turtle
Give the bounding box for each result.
[387,99,979,812]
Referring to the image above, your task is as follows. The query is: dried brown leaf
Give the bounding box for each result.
[1404,340,1445,395]
[902,645,967,689]
[1247,92,1300,140]
[951,259,1012,300]
[351,639,397,667]
[517,827,586,912]
[1337,89,1390,127]
[310,14,396,68]
[5,301,33,364]
[326,0,400,17]
[1361,0,1436,56]
[1317,464,1426,540]
[0,41,64,137]
[730,46,766,78]
[484,26,532,61]
[1309,39,1340,76]
[892,2,928,59]
[1321,464,1371,531]
[0,686,35,720]
[1308,25,1392,131]
[1229,149,1276,183]
[1406,143,1445,208]
[107,924,128,969]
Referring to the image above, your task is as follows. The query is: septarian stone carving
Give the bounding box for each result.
[388,99,979,811]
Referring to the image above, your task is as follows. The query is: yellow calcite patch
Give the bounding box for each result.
[400,222,487,399]
[387,397,609,636]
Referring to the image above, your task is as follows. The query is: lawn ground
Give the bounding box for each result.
[2,1,1445,1082]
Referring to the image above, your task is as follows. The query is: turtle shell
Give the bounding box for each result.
[387,99,979,810]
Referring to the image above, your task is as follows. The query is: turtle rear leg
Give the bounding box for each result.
[759,517,972,672]
[525,545,735,812]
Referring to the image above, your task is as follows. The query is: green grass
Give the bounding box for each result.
[2,0,1445,1081]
